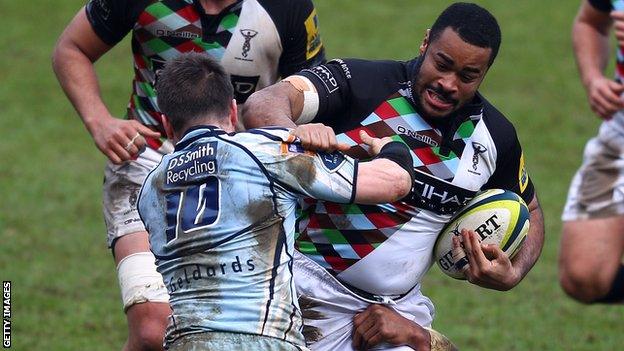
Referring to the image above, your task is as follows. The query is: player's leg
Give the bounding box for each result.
[104,148,170,350]
[559,128,624,303]
[559,217,624,303]
[114,232,170,351]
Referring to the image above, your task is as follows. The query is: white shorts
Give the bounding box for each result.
[293,251,435,351]
[562,123,624,221]
[103,146,170,247]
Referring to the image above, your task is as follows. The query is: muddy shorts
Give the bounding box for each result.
[103,146,170,247]
[563,123,624,221]
[294,251,434,351]
[167,332,308,351]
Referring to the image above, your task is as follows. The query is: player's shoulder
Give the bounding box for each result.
[587,0,612,13]
[225,127,294,151]
[477,93,520,147]
[256,0,315,14]
[325,58,407,76]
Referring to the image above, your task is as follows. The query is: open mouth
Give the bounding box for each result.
[425,88,455,111]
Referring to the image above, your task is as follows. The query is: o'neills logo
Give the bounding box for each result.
[470,142,487,173]
[240,29,258,57]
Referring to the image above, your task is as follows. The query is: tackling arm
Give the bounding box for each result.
[52,8,159,163]
[242,81,305,129]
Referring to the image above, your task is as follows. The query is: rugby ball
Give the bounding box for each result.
[433,189,530,279]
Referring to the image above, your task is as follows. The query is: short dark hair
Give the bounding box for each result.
[429,2,501,66]
[156,52,234,133]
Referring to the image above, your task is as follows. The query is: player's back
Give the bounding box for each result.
[139,126,313,347]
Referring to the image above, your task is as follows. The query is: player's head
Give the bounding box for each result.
[156,52,237,141]
[412,2,501,119]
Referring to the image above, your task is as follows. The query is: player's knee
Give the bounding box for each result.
[559,262,611,303]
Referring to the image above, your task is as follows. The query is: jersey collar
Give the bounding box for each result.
[175,125,227,151]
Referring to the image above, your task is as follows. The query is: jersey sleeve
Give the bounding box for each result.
[295,59,358,124]
[259,0,326,77]
[588,0,612,13]
[85,0,136,45]
[245,128,357,203]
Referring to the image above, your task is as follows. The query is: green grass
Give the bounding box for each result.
[1,0,622,349]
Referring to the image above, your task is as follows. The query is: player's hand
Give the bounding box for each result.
[89,115,160,164]
[291,123,351,152]
[359,130,394,157]
[454,229,521,291]
[585,76,624,120]
[611,11,624,48]
[352,304,429,351]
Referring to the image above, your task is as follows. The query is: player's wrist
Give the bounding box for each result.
[375,142,415,184]
[407,324,431,350]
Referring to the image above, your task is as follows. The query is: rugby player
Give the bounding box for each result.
[560,0,624,304]
[138,52,416,350]
[52,0,325,349]
[243,3,545,350]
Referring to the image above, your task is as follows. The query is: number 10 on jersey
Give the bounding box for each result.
[165,177,220,243]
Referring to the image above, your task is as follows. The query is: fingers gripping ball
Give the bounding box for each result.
[434,189,530,279]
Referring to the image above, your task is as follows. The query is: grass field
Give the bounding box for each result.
[1,0,622,350]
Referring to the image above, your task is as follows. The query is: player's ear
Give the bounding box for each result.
[229,99,238,131]
[162,114,175,141]
[419,29,430,55]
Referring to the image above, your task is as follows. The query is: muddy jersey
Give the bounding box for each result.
[86,0,324,151]
[587,0,624,135]
[293,58,535,295]
[137,126,356,347]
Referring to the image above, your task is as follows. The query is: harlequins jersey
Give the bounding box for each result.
[86,0,324,151]
[294,58,535,295]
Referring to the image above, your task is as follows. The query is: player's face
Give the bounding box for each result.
[413,27,491,119]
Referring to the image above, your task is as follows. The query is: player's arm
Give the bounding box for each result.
[52,3,159,164]
[458,121,544,290]
[264,130,412,205]
[243,60,352,133]
[573,0,624,119]
[353,131,413,204]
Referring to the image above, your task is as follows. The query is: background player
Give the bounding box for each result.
[51,0,325,349]
[560,0,624,304]
[243,3,544,350]
[139,52,418,350]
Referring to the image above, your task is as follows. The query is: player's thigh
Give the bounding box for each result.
[560,217,624,279]
[103,147,164,248]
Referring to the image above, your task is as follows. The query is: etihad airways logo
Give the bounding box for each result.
[407,172,476,214]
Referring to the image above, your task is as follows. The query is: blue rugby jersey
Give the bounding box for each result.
[137,126,356,348]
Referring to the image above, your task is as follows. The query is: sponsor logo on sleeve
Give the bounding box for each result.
[318,151,347,173]
[304,9,322,59]
[303,65,338,93]
[518,152,528,193]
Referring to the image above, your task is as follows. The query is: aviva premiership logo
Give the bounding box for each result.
[519,152,528,193]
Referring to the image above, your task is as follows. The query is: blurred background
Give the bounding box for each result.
[1,0,619,349]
